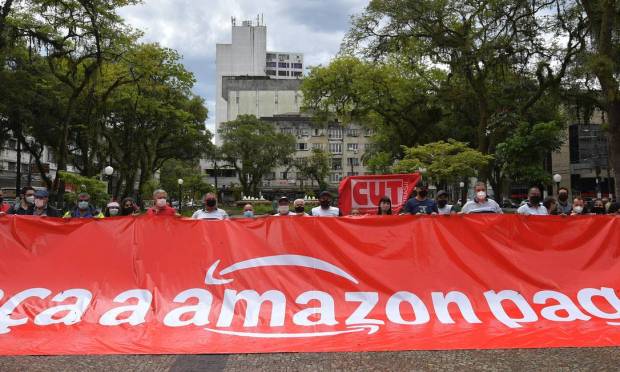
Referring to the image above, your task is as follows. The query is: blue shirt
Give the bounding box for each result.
[404,198,438,214]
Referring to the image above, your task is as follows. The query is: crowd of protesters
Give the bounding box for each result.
[1,181,619,220]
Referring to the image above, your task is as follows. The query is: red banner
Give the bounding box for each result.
[1,214,620,355]
[338,173,420,215]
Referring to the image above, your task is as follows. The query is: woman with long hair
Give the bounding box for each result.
[377,196,392,215]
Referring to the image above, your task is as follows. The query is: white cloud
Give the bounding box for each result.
[118,0,368,130]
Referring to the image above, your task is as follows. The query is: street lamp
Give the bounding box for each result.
[459,181,465,205]
[177,178,184,211]
[104,166,114,196]
[553,174,562,195]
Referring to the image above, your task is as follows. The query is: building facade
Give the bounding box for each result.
[215,18,303,144]
[551,111,616,199]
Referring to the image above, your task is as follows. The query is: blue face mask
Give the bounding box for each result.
[243,210,254,218]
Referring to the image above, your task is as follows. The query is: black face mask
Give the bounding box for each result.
[418,191,428,198]
[294,206,305,213]
[558,194,568,202]
[437,200,447,208]
[206,199,216,207]
[122,207,133,215]
[320,200,330,208]
[529,196,541,205]
[593,207,606,215]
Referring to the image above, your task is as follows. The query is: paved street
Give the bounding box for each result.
[2,348,620,371]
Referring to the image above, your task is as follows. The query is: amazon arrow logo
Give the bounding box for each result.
[204,254,359,285]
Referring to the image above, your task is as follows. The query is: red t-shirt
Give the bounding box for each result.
[1,203,10,213]
[146,205,177,216]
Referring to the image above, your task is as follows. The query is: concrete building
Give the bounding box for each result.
[215,17,303,144]
[203,75,370,194]
[551,110,616,200]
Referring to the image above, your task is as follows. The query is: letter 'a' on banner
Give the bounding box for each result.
[337,173,420,215]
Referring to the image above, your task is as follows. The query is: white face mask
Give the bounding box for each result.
[35,199,46,208]
[573,206,583,214]
[25,195,35,204]
[278,205,289,214]
[109,208,119,216]
[156,198,167,208]
[476,191,487,200]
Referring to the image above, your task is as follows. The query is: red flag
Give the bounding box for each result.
[337,173,420,215]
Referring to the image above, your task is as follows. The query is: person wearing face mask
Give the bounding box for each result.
[608,202,620,215]
[591,198,607,215]
[311,191,340,217]
[8,186,36,215]
[120,197,140,216]
[274,196,293,216]
[63,192,104,218]
[403,186,438,215]
[146,189,178,216]
[556,187,572,215]
[0,190,9,215]
[191,192,228,220]
[460,182,503,214]
[104,202,122,217]
[517,186,548,215]
[435,190,454,215]
[376,196,392,215]
[242,203,255,218]
[570,196,586,216]
[31,189,59,217]
[293,198,309,216]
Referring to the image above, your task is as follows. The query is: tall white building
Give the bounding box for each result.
[214,17,303,143]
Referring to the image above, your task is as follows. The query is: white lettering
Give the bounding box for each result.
[99,289,152,326]
[577,287,620,325]
[34,289,92,326]
[163,289,213,327]
[431,291,482,324]
[217,290,285,327]
[293,291,338,326]
[533,290,590,322]
[386,291,429,325]
[0,288,51,334]
[484,290,538,328]
[345,292,383,325]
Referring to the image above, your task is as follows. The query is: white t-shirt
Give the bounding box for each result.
[311,206,340,217]
[437,204,453,215]
[517,204,548,216]
[191,208,229,220]
[461,198,503,214]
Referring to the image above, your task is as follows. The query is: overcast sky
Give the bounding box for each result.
[118,0,368,134]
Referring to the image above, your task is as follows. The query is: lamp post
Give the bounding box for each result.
[459,181,465,206]
[177,178,184,211]
[104,166,114,197]
[553,174,562,195]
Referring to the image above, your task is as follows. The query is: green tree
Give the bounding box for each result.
[295,148,330,191]
[219,115,296,196]
[393,140,493,188]
[159,159,214,203]
[579,0,620,197]
[58,170,108,209]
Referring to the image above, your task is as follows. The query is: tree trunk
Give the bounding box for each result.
[608,100,620,199]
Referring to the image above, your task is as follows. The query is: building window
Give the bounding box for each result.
[278,70,289,76]
[266,69,276,76]
[267,53,277,60]
[292,63,303,69]
[281,128,295,135]
[364,128,373,137]
[331,158,342,171]
[347,143,359,152]
[329,143,342,154]
[348,157,360,166]
[278,54,290,61]
[297,143,308,151]
[347,129,359,137]
[329,173,343,183]
[312,143,324,150]
[328,127,343,139]
[292,71,303,77]
[8,162,16,171]
[8,139,17,150]
[312,128,323,137]
[281,172,288,180]
[278,62,289,68]
[266,61,277,67]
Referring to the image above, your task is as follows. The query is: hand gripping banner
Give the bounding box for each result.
[338,173,420,215]
[1,214,620,355]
